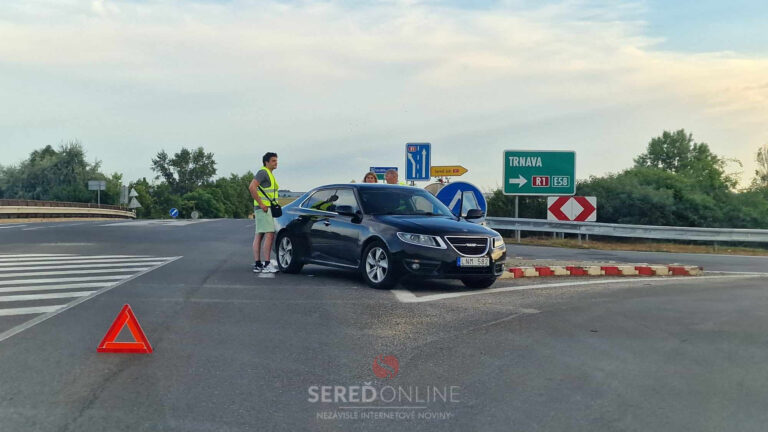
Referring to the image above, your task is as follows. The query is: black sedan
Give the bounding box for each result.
[272,184,507,289]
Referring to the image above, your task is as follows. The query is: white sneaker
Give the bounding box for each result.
[263,263,279,273]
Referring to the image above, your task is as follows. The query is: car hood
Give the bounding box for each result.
[374,215,498,237]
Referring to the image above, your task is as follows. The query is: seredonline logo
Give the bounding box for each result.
[308,355,461,422]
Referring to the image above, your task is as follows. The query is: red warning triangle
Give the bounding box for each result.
[97,304,153,354]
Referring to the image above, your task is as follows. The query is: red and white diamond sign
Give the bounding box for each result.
[547,196,597,221]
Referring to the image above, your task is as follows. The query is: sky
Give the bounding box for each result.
[1,0,767,192]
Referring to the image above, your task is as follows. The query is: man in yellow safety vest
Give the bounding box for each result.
[384,169,408,186]
[249,152,279,273]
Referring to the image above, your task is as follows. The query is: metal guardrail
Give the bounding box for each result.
[0,199,125,211]
[486,217,768,243]
[0,200,135,219]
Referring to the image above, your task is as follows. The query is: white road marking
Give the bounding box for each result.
[391,274,764,303]
[0,254,74,258]
[0,257,169,267]
[0,262,167,271]
[0,256,182,343]
[0,268,152,278]
[0,275,129,286]
[0,291,94,302]
[703,270,768,275]
[0,255,151,263]
[0,225,27,229]
[0,282,112,293]
[0,306,65,316]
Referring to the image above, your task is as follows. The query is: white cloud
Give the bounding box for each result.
[0,0,766,190]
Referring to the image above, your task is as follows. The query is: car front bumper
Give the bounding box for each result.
[394,242,506,279]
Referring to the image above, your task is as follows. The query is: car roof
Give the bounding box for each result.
[314,183,411,190]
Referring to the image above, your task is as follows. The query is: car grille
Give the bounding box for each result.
[445,236,489,256]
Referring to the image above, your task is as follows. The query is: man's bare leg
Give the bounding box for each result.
[253,232,263,262]
[262,232,275,263]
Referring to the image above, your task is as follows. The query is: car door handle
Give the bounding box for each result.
[323,219,331,226]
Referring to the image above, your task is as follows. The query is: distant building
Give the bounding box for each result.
[278,190,305,198]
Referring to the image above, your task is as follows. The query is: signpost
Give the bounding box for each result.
[87,180,107,205]
[119,186,129,205]
[405,143,431,182]
[503,150,576,242]
[435,182,487,219]
[369,166,398,182]
[430,165,467,177]
[547,196,596,221]
[502,150,576,196]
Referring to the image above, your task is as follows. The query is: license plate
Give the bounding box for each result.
[457,257,490,267]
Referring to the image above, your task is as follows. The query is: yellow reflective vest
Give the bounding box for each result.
[254,168,279,207]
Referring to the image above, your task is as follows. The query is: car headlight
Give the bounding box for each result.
[397,232,446,249]
[492,235,505,249]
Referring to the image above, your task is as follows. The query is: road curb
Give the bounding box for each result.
[500,264,703,279]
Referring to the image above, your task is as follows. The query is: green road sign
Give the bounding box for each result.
[503,150,576,196]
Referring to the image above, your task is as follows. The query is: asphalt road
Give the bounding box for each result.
[0,219,767,432]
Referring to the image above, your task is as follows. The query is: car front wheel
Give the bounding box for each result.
[361,241,400,289]
[277,232,304,274]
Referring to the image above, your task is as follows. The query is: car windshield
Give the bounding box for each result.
[358,187,455,216]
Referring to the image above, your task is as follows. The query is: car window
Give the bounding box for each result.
[333,189,360,213]
[459,190,480,217]
[358,188,454,216]
[301,189,336,211]
[410,195,435,213]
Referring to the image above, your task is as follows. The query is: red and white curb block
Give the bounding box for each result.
[501,264,703,279]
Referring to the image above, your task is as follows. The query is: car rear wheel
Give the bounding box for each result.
[361,241,400,289]
[277,232,304,274]
[461,277,496,289]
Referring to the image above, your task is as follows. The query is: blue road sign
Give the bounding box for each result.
[170,208,179,219]
[435,182,487,218]
[405,143,431,181]
[369,166,398,181]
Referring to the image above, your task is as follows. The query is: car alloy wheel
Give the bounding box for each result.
[361,241,399,289]
[275,232,304,274]
[366,246,388,283]
[278,236,293,268]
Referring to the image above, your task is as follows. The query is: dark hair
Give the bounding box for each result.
[262,152,278,166]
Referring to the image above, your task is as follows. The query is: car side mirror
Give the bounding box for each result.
[335,205,357,217]
[465,208,484,219]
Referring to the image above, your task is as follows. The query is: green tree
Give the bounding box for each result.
[486,190,546,218]
[151,147,217,196]
[752,144,768,188]
[212,172,254,218]
[634,129,736,191]
[182,189,227,218]
[0,141,117,204]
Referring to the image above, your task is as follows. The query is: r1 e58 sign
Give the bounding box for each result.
[503,150,576,196]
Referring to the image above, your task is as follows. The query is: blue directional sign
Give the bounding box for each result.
[405,143,431,181]
[435,182,487,218]
[169,208,179,219]
[369,166,398,181]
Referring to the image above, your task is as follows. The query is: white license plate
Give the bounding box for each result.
[457,257,490,267]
